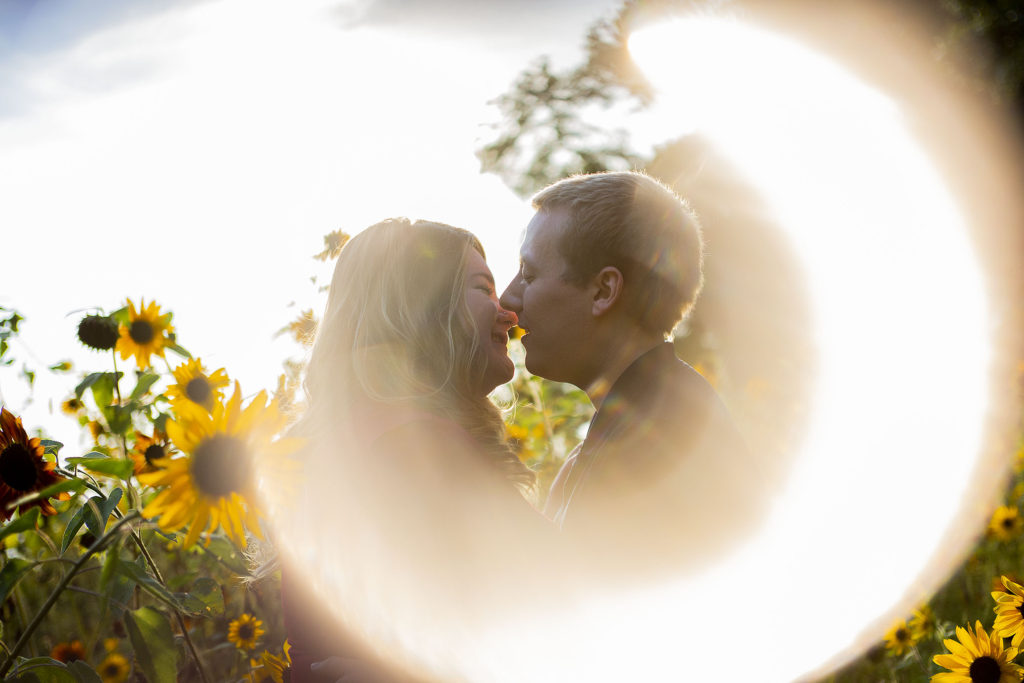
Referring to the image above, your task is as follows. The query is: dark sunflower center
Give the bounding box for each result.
[144,443,166,465]
[102,662,120,676]
[185,377,212,404]
[77,314,120,351]
[0,443,39,492]
[969,655,1003,683]
[1003,518,1016,530]
[129,320,155,344]
[895,628,909,643]
[238,622,255,640]
[190,435,249,498]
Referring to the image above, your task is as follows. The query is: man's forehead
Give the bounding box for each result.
[520,209,566,257]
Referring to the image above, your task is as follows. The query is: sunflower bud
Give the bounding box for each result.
[77,314,119,351]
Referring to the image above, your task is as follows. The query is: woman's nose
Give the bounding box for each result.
[497,307,518,326]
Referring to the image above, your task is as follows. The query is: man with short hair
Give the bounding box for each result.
[500,170,753,579]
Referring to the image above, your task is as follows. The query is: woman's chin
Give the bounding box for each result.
[479,357,515,395]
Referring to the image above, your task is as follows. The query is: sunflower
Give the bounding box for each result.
[77,314,120,351]
[228,613,265,651]
[50,640,86,663]
[910,604,937,640]
[166,359,229,412]
[130,431,173,476]
[993,576,1024,648]
[884,618,919,656]
[61,397,85,415]
[116,298,173,370]
[281,309,317,346]
[97,652,130,683]
[0,407,70,520]
[932,620,1024,683]
[139,383,301,547]
[989,506,1024,541]
[313,229,350,261]
[250,640,291,683]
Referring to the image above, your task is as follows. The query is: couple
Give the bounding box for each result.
[281,171,751,682]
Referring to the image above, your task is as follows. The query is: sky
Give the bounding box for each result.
[0,0,620,447]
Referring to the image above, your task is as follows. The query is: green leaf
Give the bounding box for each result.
[99,538,121,592]
[81,489,123,538]
[100,403,133,436]
[176,577,224,617]
[66,661,103,683]
[8,657,78,683]
[202,536,251,575]
[0,558,36,603]
[73,372,106,400]
[65,456,133,480]
[125,606,179,683]
[40,439,63,455]
[61,505,87,555]
[117,557,182,610]
[6,478,83,513]
[153,412,170,434]
[89,373,119,412]
[0,507,40,543]
[164,341,191,359]
[35,477,86,499]
[109,306,129,325]
[130,372,161,400]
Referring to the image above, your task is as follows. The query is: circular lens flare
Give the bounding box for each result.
[264,10,1023,682]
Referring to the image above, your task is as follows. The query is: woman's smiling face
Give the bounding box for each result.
[463,247,518,395]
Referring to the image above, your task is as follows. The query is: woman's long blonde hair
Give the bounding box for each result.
[294,217,534,489]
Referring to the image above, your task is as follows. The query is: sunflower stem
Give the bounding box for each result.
[129,528,213,683]
[0,510,141,679]
[111,349,140,511]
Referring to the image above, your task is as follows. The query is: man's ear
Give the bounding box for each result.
[591,266,624,317]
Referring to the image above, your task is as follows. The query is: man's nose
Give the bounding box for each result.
[499,279,521,313]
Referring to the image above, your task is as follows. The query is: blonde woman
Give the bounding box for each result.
[277,218,557,683]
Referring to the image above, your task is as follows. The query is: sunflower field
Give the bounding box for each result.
[0,225,1022,683]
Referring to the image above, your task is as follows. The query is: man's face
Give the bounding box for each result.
[499,209,593,385]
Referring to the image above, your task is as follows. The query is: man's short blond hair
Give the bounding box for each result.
[532,171,704,335]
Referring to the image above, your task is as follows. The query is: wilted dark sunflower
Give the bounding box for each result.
[0,407,70,520]
[77,314,120,351]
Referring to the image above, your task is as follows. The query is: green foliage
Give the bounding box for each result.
[124,607,178,683]
[0,301,288,682]
[477,1,653,196]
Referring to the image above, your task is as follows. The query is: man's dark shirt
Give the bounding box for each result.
[546,342,758,580]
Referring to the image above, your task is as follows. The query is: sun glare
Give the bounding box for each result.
[625,13,997,679]
[252,9,1022,683]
